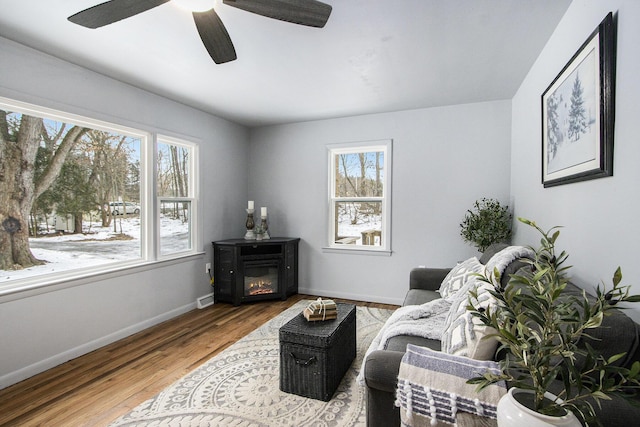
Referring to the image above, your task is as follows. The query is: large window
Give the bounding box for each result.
[0,97,200,291]
[327,140,392,252]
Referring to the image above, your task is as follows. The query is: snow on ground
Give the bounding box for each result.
[1,216,188,283]
[337,212,382,245]
[1,211,380,283]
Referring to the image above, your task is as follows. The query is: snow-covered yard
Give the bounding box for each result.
[336,209,383,245]
[1,216,188,283]
[1,209,381,283]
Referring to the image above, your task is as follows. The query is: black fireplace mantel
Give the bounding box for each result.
[212,238,300,306]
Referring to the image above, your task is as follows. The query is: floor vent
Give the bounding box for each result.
[196,293,214,309]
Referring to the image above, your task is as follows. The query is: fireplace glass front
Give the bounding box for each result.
[244,264,279,297]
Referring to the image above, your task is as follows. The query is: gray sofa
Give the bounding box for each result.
[363,244,640,427]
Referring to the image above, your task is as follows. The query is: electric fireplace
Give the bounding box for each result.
[212,238,299,306]
[244,262,279,296]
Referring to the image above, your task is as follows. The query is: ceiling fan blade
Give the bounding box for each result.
[193,9,237,64]
[68,0,171,29]
[223,0,332,28]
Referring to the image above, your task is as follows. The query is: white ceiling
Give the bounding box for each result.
[0,0,572,128]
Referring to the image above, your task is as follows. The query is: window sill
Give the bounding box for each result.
[321,246,392,256]
[0,252,205,304]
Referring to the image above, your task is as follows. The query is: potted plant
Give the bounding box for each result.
[468,218,640,426]
[460,198,512,252]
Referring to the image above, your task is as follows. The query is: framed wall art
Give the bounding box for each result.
[541,12,616,188]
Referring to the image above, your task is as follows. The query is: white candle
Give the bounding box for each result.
[248,200,254,210]
[261,207,267,216]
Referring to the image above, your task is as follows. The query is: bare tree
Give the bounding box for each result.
[0,111,88,269]
[84,132,130,227]
[375,152,382,197]
[158,143,189,221]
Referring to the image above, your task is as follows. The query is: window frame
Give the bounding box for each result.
[155,135,200,259]
[325,139,392,255]
[0,96,202,297]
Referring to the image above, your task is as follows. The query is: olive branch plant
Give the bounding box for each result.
[467,218,640,425]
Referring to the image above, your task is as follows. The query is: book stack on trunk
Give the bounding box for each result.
[303,298,338,321]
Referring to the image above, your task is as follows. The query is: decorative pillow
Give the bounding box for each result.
[438,257,483,300]
[441,277,499,360]
[396,344,506,426]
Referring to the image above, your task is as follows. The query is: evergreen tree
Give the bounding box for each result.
[546,93,562,161]
[567,72,588,141]
[51,157,95,234]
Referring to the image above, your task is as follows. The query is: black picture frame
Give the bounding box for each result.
[541,12,616,188]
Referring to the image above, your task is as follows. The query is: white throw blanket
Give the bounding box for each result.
[357,246,535,387]
[484,245,535,280]
[357,298,451,385]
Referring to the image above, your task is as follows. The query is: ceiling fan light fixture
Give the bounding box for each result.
[172,0,217,12]
[68,0,332,64]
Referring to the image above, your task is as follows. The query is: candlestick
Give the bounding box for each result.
[261,215,270,239]
[244,208,256,240]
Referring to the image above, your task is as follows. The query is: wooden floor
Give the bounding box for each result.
[0,294,398,427]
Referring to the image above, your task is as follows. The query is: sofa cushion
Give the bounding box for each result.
[402,289,441,307]
[410,267,452,291]
[438,256,483,300]
[479,243,509,264]
[441,278,499,359]
[385,334,441,352]
[364,350,405,393]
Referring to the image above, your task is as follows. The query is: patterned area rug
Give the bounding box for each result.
[109,301,394,427]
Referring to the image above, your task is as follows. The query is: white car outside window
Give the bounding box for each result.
[109,202,140,215]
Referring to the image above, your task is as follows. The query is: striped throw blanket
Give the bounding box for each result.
[396,344,506,426]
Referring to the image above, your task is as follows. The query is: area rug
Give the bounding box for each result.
[109,301,394,427]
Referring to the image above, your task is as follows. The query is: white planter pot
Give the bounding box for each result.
[497,388,581,427]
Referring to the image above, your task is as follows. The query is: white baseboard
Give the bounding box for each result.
[297,286,403,306]
[0,302,196,390]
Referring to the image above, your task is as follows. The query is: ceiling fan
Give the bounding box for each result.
[68,0,332,64]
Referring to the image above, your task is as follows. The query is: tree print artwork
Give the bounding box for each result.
[544,50,597,175]
[541,12,615,187]
[567,72,588,142]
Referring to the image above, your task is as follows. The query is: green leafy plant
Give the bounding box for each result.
[468,218,640,425]
[460,198,512,252]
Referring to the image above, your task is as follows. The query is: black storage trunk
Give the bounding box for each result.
[279,303,356,401]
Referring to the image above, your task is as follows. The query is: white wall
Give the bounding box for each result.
[10,0,631,388]
[249,101,512,304]
[0,37,249,388]
[510,0,640,321]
